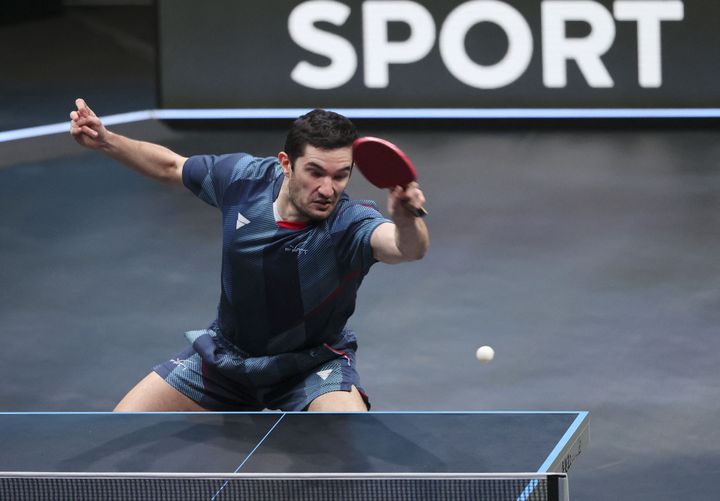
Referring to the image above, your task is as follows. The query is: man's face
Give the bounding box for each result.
[281,145,353,221]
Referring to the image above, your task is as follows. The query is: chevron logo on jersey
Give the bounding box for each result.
[236,212,250,230]
[316,369,333,380]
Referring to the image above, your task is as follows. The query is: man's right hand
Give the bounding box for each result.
[70,98,107,150]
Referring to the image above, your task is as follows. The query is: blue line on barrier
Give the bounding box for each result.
[2,108,719,143]
[154,107,720,120]
[0,111,153,142]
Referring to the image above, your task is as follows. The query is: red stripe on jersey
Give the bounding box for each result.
[277,220,308,230]
[304,268,362,320]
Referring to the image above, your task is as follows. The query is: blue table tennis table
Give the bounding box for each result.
[0,411,588,500]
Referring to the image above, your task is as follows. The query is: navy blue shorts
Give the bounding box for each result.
[154,329,369,411]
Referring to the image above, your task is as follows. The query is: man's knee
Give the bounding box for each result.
[307,385,368,412]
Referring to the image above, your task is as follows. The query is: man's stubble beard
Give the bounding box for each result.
[287,176,336,222]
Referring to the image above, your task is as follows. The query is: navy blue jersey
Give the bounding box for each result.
[182,153,389,357]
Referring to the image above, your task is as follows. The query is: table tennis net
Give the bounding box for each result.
[1,473,568,501]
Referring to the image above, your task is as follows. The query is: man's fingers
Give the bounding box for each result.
[391,184,425,211]
[70,100,101,143]
[69,122,99,139]
[80,125,99,138]
[72,116,102,137]
[387,183,427,218]
[74,114,100,127]
[75,98,96,117]
[391,184,423,202]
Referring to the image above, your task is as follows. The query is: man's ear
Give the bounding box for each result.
[278,152,292,177]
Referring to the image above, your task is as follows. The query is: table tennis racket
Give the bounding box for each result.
[352,136,428,217]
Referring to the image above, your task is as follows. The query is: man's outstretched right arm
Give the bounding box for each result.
[70,98,186,185]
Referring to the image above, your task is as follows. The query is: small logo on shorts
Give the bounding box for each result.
[171,358,191,370]
[236,212,250,230]
[316,369,332,380]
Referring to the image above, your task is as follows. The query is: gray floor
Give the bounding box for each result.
[1,7,719,501]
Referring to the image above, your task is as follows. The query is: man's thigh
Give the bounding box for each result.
[114,372,208,412]
[307,385,368,412]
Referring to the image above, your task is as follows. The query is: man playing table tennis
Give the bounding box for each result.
[70,99,428,412]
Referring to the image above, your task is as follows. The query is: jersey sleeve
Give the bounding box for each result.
[330,199,391,274]
[182,153,262,208]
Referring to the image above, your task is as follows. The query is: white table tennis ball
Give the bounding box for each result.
[475,345,495,363]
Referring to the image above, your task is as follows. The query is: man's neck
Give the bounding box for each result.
[275,181,308,223]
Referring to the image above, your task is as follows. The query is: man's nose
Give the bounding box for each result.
[318,177,333,198]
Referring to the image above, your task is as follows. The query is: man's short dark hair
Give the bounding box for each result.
[284,109,358,165]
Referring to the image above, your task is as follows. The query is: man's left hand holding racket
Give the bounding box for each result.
[353,137,430,264]
[383,180,429,263]
[388,181,427,221]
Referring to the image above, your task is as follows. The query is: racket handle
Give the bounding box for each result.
[414,206,428,218]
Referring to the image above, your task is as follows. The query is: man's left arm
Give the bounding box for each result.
[371,182,429,264]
